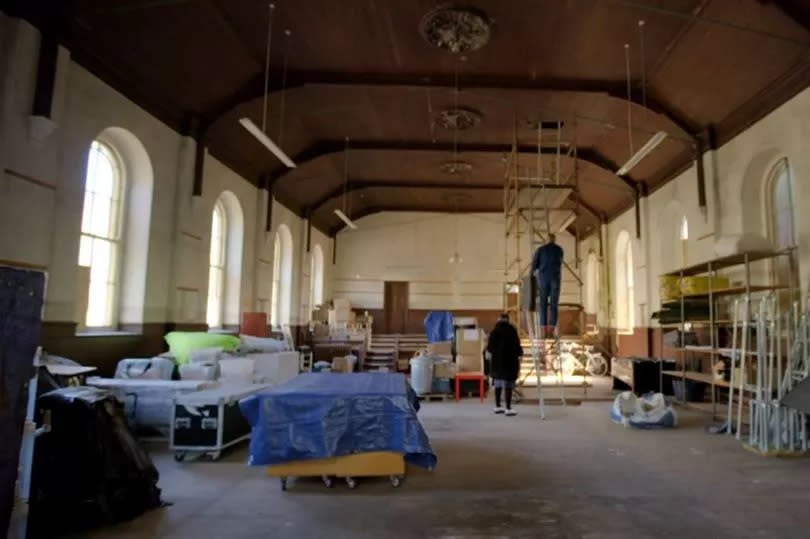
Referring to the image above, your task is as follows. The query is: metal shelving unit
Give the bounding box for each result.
[658,249,797,420]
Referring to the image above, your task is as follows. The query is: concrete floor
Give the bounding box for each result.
[79,400,810,539]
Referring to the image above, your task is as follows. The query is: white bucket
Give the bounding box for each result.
[409,355,434,395]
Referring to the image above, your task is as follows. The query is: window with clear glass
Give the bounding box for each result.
[615,231,634,333]
[206,201,226,328]
[310,244,324,320]
[270,232,282,327]
[768,160,797,286]
[78,141,123,328]
[585,252,599,315]
[625,241,635,330]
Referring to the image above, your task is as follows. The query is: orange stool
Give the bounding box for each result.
[455,372,487,403]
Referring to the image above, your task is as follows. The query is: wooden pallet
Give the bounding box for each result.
[418,393,451,402]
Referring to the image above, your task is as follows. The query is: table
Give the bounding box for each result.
[455,371,487,402]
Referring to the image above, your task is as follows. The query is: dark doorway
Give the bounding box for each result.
[384,281,409,334]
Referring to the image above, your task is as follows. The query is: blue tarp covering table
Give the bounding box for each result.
[240,372,437,469]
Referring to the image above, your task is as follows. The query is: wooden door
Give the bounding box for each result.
[384,282,409,334]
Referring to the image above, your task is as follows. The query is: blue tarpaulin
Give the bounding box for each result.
[424,311,454,343]
[239,373,437,469]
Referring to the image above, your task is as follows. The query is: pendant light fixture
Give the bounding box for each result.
[616,21,666,177]
[334,137,357,229]
[239,4,296,168]
[448,193,463,264]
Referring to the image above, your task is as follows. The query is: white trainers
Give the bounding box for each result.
[493,407,505,414]
[505,409,517,417]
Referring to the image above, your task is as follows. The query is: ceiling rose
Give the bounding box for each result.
[440,160,473,175]
[419,5,491,54]
[436,107,482,130]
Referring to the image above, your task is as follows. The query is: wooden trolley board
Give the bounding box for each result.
[267,451,405,490]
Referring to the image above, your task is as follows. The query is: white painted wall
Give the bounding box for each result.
[333,212,582,310]
[607,83,810,330]
[0,16,324,328]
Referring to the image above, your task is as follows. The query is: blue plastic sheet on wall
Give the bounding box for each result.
[424,311,454,343]
[240,373,437,469]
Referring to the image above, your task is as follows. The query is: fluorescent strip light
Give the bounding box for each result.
[616,131,667,176]
[334,209,358,230]
[557,212,576,232]
[238,117,296,168]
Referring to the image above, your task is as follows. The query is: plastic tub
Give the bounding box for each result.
[409,355,434,395]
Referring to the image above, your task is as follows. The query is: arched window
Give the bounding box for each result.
[206,201,226,328]
[585,252,599,315]
[766,158,797,285]
[310,244,325,316]
[615,231,634,333]
[271,224,293,327]
[271,234,282,326]
[78,141,124,328]
[206,192,244,329]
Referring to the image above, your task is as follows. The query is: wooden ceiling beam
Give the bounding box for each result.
[327,205,502,235]
[761,0,810,33]
[267,139,632,190]
[311,182,533,215]
[200,71,696,137]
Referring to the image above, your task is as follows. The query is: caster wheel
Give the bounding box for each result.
[322,475,333,488]
[345,477,357,489]
[173,451,186,462]
[389,475,402,488]
[280,478,288,491]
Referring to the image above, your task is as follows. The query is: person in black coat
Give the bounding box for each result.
[486,313,523,416]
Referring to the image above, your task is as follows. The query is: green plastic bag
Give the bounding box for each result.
[164,332,240,365]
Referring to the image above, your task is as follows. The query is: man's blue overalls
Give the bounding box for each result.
[531,241,564,330]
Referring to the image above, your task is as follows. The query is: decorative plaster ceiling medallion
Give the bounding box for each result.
[440,160,473,175]
[419,5,491,54]
[436,107,482,130]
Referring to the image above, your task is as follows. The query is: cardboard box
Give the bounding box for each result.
[456,353,483,373]
[427,340,452,356]
[433,360,457,379]
[455,317,478,328]
[331,356,356,373]
[328,308,355,326]
[455,328,485,356]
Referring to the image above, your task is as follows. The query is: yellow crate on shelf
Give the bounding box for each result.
[659,276,681,302]
[680,275,730,296]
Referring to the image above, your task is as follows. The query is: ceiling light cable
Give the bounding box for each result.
[240,3,295,167]
[343,136,349,214]
[638,20,647,112]
[624,43,634,158]
[334,137,358,230]
[278,29,291,146]
[261,3,275,133]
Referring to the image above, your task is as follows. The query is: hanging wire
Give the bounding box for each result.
[342,137,350,214]
[624,43,634,157]
[278,29,292,146]
[261,3,276,134]
[638,20,647,112]
[426,84,436,143]
[453,58,460,163]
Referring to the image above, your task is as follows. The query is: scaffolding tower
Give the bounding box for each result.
[503,120,586,407]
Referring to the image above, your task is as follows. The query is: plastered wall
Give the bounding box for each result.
[333,212,583,311]
[607,84,810,337]
[0,16,328,336]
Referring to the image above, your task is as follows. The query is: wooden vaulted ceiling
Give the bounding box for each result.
[6,0,810,235]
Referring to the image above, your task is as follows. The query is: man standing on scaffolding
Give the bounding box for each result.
[531,233,564,338]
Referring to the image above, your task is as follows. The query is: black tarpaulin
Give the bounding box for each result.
[0,266,45,537]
